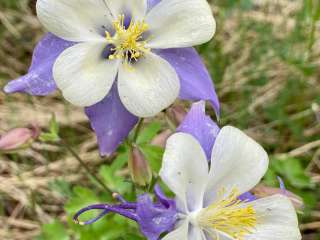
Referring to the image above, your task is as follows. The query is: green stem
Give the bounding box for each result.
[307,20,316,58]
[58,140,112,194]
[307,0,320,59]
[133,118,144,143]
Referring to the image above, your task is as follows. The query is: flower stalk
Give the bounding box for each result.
[57,140,112,194]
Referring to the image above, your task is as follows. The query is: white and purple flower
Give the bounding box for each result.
[4,0,220,156]
[74,185,178,240]
[158,102,301,240]
[160,128,300,240]
[73,102,301,240]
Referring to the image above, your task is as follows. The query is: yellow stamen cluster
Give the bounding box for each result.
[198,188,257,240]
[106,15,149,65]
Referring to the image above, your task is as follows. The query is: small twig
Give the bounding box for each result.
[0,11,21,38]
[57,140,112,194]
[300,222,320,231]
[307,148,320,172]
[288,140,320,157]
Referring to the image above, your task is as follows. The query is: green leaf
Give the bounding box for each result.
[99,165,131,194]
[140,144,164,173]
[48,179,72,198]
[270,156,314,189]
[49,114,59,136]
[39,221,69,240]
[137,122,161,145]
[39,114,60,142]
[110,152,129,171]
[64,186,100,215]
[98,153,131,194]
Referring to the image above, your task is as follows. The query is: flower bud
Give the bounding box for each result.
[151,129,172,148]
[252,185,304,211]
[0,125,40,152]
[128,145,152,187]
[166,105,187,126]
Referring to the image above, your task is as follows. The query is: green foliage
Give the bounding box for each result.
[136,122,164,174]
[37,221,69,240]
[265,156,314,189]
[40,162,144,240]
[136,122,162,145]
[140,145,164,174]
[36,122,166,239]
[39,114,61,142]
[265,156,317,213]
[0,0,22,9]
[48,179,73,198]
[99,153,132,194]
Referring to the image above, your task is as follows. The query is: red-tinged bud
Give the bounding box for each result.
[166,105,187,126]
[128,145,152,187]
[151,129,172,148]
[0,125,40,152]
[252,185,304,211]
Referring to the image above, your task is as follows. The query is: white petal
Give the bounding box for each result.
[53,42,119,107]
[249,194,299,226]
[205,231,234,240]
[204,126,269,205]
[118,52,180,117]
[36,0,112,42]
[145,0,216,49]
[162,220,189,240]
[107,0,147,21]
[246,225,301,240]
[160,133,209,213]
[189,227,207,240]
[244,195,301,240]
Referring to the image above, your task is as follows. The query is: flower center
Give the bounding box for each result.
[197,188,257,240]
[105,15,150,65]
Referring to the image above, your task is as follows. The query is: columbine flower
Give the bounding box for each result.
[74,185,178,240]
[4,0,220,156]
[73,102,300,239]
[159,126,301,239]
[34,0,216,117]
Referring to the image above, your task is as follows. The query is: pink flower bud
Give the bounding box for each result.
[151,130,173,148]
[166,105,187,126]
[0,125,40,152]
[252,185,304,211]
[128,145,152,187]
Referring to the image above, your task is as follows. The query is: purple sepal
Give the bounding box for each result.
[74,186,178,240]
[156,47,220,117]
[238,192,257,202]
[177,101,220,160]
[73,202,138,225]
[85,84,138,156]
[137,185,177,240]
[277,176,288,195]
[147,0,161,10]
[4,33,74,95]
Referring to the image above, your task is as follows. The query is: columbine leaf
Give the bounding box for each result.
[39,221,69,240]
[137,122,162,145]
[140,144,164,173]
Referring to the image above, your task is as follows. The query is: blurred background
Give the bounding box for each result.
[0,0,319,239]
